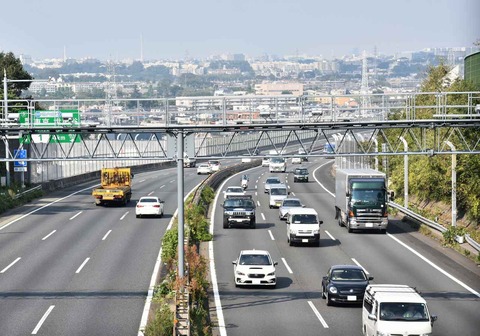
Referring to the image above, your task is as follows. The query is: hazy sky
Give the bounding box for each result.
[1,0,478,61]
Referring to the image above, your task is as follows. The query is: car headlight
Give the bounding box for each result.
[312,229,319,234]
[290,229,298,235]
[267,272,275,276]
[236,271,245,276]
[376,332,390,336]
[329,286,337,294]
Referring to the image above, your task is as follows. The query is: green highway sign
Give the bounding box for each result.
[19,109,81,143]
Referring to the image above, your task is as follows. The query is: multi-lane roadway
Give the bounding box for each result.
[0,157,479,336]
[210,159,480,336]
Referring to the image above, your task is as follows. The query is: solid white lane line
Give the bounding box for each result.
[291,192,296,196]
[308,301,329,328]
[0,184,97,232]
[313,163,335,197]
[261,213,266,221]
[31,305,55,334]
[268,230,275,240]
[1,257,21,273]
[387,233,480,298]
[351,258,369,275]
[42,230,56,241]
[75,258,90,274]
[120,212,129,220]
[257,201,260,207]
[255,185,257,189]
[287,185,291,189]
[148,191,154,196]
[102,230,112,241]
[169,180,175,183]
[138,179,146,183]
[324,230,336,241]
[69,211,82,220]
[159,185,165,189]
[281,258,293,274]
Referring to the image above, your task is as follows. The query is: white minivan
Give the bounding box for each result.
[286,207,322,246]
[362,284,437,336]
[269,184,288,208]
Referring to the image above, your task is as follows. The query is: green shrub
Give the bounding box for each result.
[144,302,174,336]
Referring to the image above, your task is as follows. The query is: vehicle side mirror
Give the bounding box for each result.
[368,276,374,281]
[232,261,237,265]
[431,315,438,323]
[346,191,350,197]
[368,313,377,321]
[160,200,165,204]
[274,261,278,266]
[319,220,323,224]
[286,219,290,224]
[220,204,224,208]
[302,204,305,207]
[322,276,327,281]
[288,191,290,195]
[389,190,395,200]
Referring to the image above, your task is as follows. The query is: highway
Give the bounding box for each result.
[0,157,479,335]
[210,158,480,336]
[0,164,223,335]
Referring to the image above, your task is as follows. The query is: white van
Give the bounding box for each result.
[269,184,288,208]
[286,208,322,246]
[362,284,437,336]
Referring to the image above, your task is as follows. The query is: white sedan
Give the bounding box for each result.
[223,186,245,198]
[197,163,212,175]
[233,250,277,287]
[136,196,164,218]
[208,160,221,172]
[279,198,304,220]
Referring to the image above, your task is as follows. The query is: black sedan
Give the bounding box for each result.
[321,265,373,306]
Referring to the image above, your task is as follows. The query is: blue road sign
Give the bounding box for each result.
[14,149,27,167]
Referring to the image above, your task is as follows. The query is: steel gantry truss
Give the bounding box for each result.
[1,118,480,162]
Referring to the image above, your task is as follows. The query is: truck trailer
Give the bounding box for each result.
[335,168,390,233]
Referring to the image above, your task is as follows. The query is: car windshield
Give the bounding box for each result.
[224,199,254,207]
[282,200,301,207]
[266,178,281,184]
[227,188,243,193]
[239,254,271,266]
[270,188,287,196]
[270,157,285,163]
[209,161,219,165]
[379,303,429,321]
[140,198,158,203]
[331,268,367,281]
[296,169,308,174]
[292,214,317,224]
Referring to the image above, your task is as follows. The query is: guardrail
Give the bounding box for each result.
[13,185,42,199]
[389,201,480,252]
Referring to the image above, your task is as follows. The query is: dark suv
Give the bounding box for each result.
[222,195,256,229]
[293,167,309,182]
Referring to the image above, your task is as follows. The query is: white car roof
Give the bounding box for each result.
[227,186,243,191]
[288,207,318,215]
[366,284,427,303]
[139,196,159,201]
[270,183,287,189]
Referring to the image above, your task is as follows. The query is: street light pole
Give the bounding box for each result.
[3,69,10,187]
[399,137,408,209]
[444,141,457,227]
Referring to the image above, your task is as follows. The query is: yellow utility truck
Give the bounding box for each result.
[92,167,132,206]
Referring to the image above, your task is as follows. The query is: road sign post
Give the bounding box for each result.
[14,149,27,188]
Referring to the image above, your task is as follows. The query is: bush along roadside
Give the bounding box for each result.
[145,186,214,336]
[0,184,44,214]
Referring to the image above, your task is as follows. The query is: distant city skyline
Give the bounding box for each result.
[1,0,478,61]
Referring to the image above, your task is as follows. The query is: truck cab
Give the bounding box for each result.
[268,183,288,208]
[286,208,322,246]
[269,157,287,173]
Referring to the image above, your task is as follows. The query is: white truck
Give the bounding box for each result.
[335,168,390,233]
[362,284,437,336]
[183,153,196,168]
[286,207,322,246]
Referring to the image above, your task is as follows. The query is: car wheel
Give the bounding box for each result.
[326,292,332,306]
[137,214,141,218]
[338,215,343,227]
[136,214,140,218]
[269,205,273,209]
[315,240,320,247]
[321,286,326,299]
[288,238,294,246]
[250,221,256,229]
[223,221,228,229]
[347,220,353,233]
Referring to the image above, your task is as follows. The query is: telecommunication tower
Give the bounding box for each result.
[360,50,371,112]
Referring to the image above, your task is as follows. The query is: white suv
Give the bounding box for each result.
[232,250,277,287]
